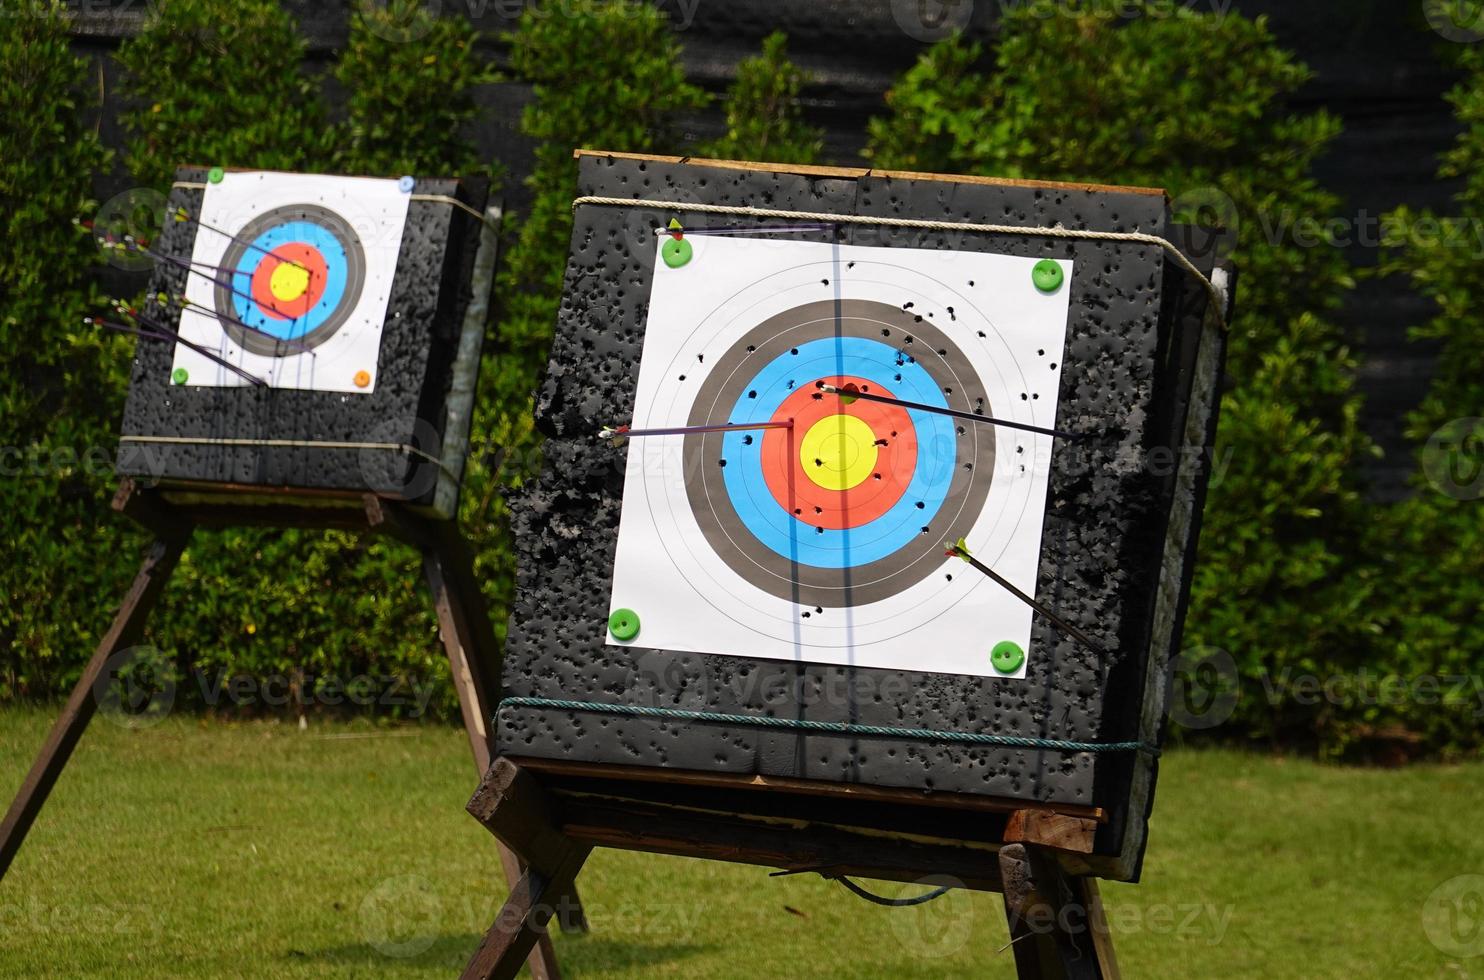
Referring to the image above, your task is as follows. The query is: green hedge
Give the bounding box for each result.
[3,0,1478,757]
[333,0,497,177]
[0,2,126,698]
[117,0,329,187]
[699,31,822,164]
[0,0,723,720]
[865,2,1383,754]
[1368,38,1484,758]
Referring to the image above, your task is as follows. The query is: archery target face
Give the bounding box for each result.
[169,171,410,393]
[609,236,1073,680]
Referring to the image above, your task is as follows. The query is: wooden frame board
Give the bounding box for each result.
[460,756,1120,980]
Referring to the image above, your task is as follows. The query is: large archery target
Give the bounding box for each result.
[170,171,410,393]
[609,236,1073,679]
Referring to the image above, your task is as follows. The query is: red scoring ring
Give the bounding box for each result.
[759,375,918,531]
[248,243,330,321]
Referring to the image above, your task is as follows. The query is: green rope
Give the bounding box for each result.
[499,696,1158,756]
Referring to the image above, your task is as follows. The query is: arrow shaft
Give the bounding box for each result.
[94,318,268,387]
[960,552,1107,656]
[821,385,1079,441]
[174,210,310,272]
[617,420,794,439]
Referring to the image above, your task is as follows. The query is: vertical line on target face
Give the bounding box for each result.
[303,206,314,378]
[782,356,808,777]
[292,233,306,387]
[830,238,859,683]
[787,414,803,660]
[292,211,310,389]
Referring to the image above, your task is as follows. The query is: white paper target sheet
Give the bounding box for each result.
[608,235,1073,679]
[169,171,409,394]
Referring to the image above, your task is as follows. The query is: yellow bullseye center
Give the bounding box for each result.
[800,413,878,491]
[269,261,310,302]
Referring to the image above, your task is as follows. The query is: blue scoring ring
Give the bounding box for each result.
[719,336,955,568]
[229,220,349,340]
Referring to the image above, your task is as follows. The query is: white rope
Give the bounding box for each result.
[410,193,502,233]
[119,434,456,479]
[571,195,1228,329]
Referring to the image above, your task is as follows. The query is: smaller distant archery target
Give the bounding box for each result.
[170,171,410,393]
[609,235,1073,679]
[215,205,367,357]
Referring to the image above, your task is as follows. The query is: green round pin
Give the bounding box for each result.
[608,608,641,642]
[171,367,188,385]
[1031,259,1064,293]
[661,237,693,269]
[991,640,1025,674]
[207,166,225,184]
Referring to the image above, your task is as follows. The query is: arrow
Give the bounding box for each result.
[946,537,1107,656]
[600,419,794,442]
[819,383,1081,441]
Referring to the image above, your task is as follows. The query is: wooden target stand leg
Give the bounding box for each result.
[0,529,188,879]
[411,515,586,978]
[460,757,1120,980]
[0,480,583,980]
[461,761,592,980]
[999,843,1120,980]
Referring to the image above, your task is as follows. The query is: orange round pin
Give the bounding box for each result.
[353,370,371,388]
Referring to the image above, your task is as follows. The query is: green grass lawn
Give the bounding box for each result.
[1,709,1481,978]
